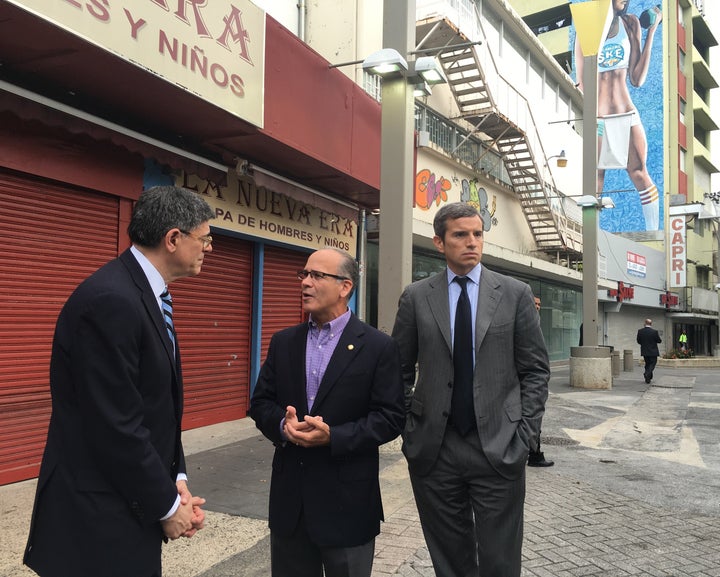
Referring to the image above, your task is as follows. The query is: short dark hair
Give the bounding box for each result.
[128,186,215,247]
[433,202,482,240]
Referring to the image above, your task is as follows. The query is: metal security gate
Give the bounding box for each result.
[260,245,309,362]
[0,169,119,485]
[172,235,253,429]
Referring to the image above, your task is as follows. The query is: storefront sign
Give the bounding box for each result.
[626,251,646,278]
[660,292,679,308]
[607,281,634,302]
[181,171,358,256]
[7,0,265,127]
[669,215,686,288]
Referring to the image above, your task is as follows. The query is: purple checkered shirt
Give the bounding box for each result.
[305,309,352,411]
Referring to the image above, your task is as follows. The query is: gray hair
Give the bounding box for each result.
[433,202,482,240]
[128,186,215,247]
[325,248,359,300]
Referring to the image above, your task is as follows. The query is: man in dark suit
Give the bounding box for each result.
[527,295,554,468]
[392,202,550,577]
[637,318,662,383]
[24,186,213,577]
[250,248,405,577]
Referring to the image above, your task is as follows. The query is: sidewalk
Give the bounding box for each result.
[4,363,720,576]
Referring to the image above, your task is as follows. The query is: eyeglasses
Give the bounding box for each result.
[180,230,213,249]
[297,269,349,282]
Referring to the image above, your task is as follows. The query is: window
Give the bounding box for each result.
[679,99,686,125]
[363,71,382,102]
[696,266,709,289]
[679,147,686,173]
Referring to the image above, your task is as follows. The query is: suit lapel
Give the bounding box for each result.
[120,251,177,368]
[426,272,452,353]
[310,315,365,413]
[119,250,181,419]
[290,324,311,415]
[475,267,501,351]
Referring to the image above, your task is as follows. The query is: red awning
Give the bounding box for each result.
[0,2,381,207]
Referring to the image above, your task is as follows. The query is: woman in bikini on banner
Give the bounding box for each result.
[575,0,662,232]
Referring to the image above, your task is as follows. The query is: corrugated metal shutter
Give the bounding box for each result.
[0,170,119,485]
[172,235,253,430]
[260,245,308,362]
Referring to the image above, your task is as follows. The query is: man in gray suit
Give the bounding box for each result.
[392,202,550,577]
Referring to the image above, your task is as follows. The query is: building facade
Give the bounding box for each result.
[0,0,381,485]
[512,0,720,355]
[4,0,716,486]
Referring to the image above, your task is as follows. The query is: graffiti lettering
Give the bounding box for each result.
[415,169,450,210]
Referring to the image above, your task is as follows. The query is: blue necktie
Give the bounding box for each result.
[451,277,475,435]
[160,288,176,353]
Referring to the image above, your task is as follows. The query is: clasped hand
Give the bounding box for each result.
[283,405,330,448]
[161,480,206,540]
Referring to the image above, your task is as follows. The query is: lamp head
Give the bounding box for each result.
[575,195,599,208]
[362,48,408,76]
[601,196,615,209]
[556,150,568,168]
[414,56,446,85]
[413,81,432,97]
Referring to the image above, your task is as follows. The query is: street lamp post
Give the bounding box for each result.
[377,0,415,334]
[569,0,613,388]
[581,50,599,348]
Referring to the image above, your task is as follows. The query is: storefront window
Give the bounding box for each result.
[364,244,582,361]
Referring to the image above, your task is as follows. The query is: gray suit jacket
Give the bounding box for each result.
[392,266,550,480]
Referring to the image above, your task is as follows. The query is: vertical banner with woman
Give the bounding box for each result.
[571,0,664,235]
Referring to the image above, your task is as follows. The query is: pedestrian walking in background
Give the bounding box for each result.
[24,186,212,577]
[679,329,688,351]
[527,296,554,468]
[249,248,405,577]
[637,318,662,384]
[392,202,550,577]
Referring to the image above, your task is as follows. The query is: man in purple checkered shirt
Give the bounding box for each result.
[250,248,405,577]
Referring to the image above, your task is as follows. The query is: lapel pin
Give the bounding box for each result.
[347,344,354,350]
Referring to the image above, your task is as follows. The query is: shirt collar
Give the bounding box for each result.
[446,263,482,287]
[308,308,352,332]
[130,245,166,298]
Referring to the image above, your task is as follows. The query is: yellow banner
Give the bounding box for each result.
[570,0,612,57]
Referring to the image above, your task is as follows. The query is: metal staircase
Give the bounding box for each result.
[416,15,582,259]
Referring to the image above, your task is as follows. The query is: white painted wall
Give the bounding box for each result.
[605,306,668,359]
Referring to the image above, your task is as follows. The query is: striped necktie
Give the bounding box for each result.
[160,288,176,353]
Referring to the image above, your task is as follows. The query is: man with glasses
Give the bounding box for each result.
[25,186,213,577]
[250,248,405,577]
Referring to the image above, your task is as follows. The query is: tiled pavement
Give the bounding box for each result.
[5,363,720,577]
[375,469,720,577]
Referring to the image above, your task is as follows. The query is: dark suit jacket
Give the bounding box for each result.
[25,249,185,577]
[637,326,662,357]
[392,266,550,480]
[249,314,405,548]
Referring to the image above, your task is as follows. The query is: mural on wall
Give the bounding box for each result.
[415,168,451,209]
[570,0,664,234]
[458,176,497,231]
[415,168,497,231]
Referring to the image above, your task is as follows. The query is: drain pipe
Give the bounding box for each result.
[297,0,306,41]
